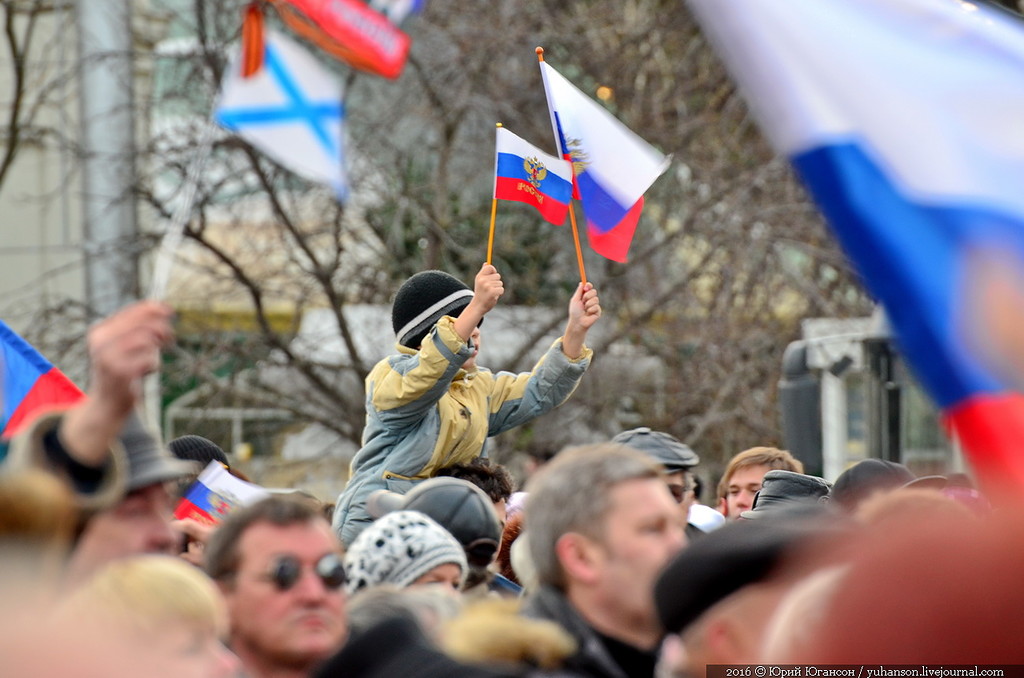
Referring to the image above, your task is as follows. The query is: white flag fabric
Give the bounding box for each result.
[215,30,347,199]
[539,60,669,261]
[687,0,1024,494]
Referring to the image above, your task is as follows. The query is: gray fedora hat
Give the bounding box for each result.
[120,412,198,492]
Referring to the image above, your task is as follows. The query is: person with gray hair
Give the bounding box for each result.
[521,443,687,678]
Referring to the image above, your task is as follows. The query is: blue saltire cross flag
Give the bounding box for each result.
[216,30,347,199]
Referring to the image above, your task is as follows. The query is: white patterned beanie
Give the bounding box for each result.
[344,510,468,594]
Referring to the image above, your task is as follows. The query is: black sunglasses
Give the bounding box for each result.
[667,482,695,504]
[262,553,347,592]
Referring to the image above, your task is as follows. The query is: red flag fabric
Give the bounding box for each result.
[271,0,411,79]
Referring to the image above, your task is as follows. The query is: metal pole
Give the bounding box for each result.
[76,0,139,318]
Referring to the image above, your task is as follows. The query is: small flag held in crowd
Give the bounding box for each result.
[1,320,84,438]
[539,60,669,262]
[174,461,270,526]
[687,0,1024,497]
[494,126,574,226]
[215,29,347,199]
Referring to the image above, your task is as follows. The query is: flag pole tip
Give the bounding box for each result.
[535,46,545,61]
[496,122,503,128]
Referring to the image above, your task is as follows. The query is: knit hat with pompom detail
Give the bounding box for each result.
[343,510,467,594]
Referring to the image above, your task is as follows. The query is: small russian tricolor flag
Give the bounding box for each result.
[494,126,574,226]
[1,320,84,438]
[175,461,269,526]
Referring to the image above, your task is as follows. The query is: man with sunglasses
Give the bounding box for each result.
[205,495,347,678]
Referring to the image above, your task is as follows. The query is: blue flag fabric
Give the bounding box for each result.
[687,0,1024,495]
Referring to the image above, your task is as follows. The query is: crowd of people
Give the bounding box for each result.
[1,265,1022,677]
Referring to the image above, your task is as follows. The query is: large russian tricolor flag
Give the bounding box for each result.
[688,0,1024,498]
[1,320,84,438]
[539,61,669,262]
[494,126,573,226]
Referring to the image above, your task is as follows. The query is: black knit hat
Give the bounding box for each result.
[392,271,474,348]
[167,434,230,468]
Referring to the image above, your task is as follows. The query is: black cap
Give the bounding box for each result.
[831,459,914,510]
[120,412,198,493]
[654,519,825,634]
[367,477,502,550]
[168,434,229,468]
[392,271,474,349]
[740,470,831,520]
[611,427,699,471]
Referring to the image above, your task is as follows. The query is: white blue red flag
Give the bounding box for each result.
[494,126,573,226]
[687,0,1024,495]
[1,321,84,438]
[174,461,269,526]
[539,61,669,262]
[215,30,347,199]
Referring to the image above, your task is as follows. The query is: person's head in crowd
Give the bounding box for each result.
[60,555,239,678]
[740,470,832,521]
[168,434,232,498]
[496,509,524,586]
[204,494,347,678]
[612,427,701,516]
[346,584,462,644]
[829,459,914,512]
[0,467,77,589]
[525,443,686,655]
[853,486,980,527]
[769,510,1024,663]
[717,446,803,520]
[169,434,230,468]
[345,510,467,595]
[66,412,197,586]
[655,517,838,671]
[435,458,515,527]
[367,477,502,590]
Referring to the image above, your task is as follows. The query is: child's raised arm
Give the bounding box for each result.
[562,282,601,359]
[454,263,504,341]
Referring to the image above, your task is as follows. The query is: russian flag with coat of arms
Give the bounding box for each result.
[539,61,669,262]
[494,126,573,226]
[688,0,1024,498]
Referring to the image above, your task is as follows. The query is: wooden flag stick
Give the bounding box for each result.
[537,47,587,284]
[568,202,588,285]
[487,122,502,265]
